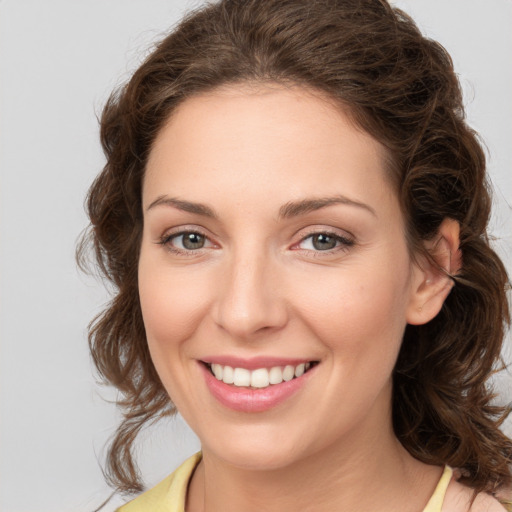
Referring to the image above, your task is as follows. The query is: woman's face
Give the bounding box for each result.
[139,84,425,470]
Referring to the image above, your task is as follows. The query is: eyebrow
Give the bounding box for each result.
[146,194,376,219]
[278,196,376,219]
[146,196,218,218]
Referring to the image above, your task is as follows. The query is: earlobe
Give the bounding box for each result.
[406,218,461,326]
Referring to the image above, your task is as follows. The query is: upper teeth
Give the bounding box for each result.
[210,362,312,388]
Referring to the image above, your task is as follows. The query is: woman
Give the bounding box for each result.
[80,0,512,510]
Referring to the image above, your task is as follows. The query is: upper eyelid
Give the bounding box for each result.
[156,227,213,251]
[159,224,213,240]
[293,225,355,242]
[291,226,356,252]
[158,230,216,256]
[299,229,352,238]
[295,233,354,248]
[164,231,209,242]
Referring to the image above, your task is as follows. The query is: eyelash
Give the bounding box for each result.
[292,230,355,256]
[157,229,355,256]
[157,229,213,256]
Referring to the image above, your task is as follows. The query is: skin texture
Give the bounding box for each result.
[138,84,461,511]
[443,479,507,512]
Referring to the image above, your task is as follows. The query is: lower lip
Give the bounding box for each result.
[201,363,314,413]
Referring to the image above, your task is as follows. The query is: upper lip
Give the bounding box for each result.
[200,356,317,370]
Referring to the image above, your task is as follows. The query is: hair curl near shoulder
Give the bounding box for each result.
[78,0,512,496]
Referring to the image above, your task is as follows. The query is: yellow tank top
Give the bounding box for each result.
[423,466,453,512]
[116,453,510,512]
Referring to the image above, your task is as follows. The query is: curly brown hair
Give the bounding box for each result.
[78,0,512,496]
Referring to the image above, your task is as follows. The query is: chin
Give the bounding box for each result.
[214,446,303,472]
[199,425,311,471]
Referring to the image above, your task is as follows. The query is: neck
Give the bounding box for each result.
[187,412,441,512]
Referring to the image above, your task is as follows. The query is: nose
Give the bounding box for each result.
[213,249,288,340]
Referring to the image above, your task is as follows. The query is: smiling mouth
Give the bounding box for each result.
[204,361,319,389]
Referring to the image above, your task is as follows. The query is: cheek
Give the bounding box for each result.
[291,267,412,428]
[138,253,211,353]
[137,253,215,410]
[289,257,412,364]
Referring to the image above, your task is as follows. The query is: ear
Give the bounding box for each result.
[406,218,462,326]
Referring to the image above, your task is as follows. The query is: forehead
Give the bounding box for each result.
[143,84,396,218]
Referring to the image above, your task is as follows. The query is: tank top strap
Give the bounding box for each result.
[422,466,453,512]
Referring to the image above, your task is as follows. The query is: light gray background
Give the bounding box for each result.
[1,1,510,511]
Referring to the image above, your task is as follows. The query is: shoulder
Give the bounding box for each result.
[469,492,510,512]
[116,452,202,512]
[442,479,509,512]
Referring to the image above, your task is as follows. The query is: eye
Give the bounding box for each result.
[175,232,207,250]
[296,231,354,252]
[158,230,215,254]
[301,233,338,251]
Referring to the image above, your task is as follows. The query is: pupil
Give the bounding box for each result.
[183,233,205,249]
[312,234,336,250]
